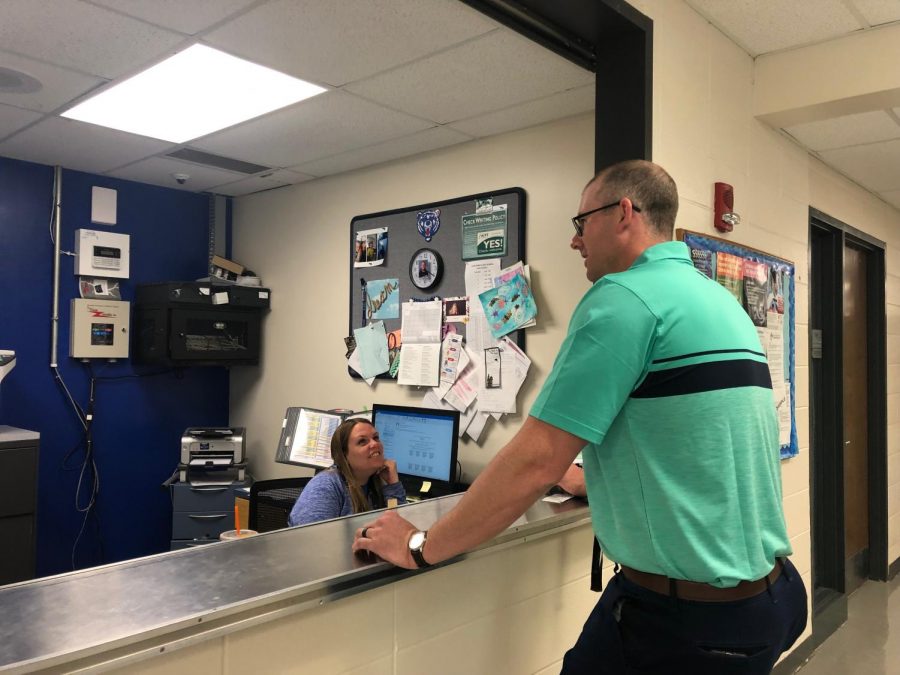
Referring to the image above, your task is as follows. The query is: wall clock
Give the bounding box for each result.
[409,248,443,290]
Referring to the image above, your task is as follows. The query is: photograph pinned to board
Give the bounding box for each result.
[484,346,501,389]
[742,260,769,327]
[690,248,715,278]
[365,278,400,321]
[443,296,468,322]
[354,226,388,267]
[387,329,402,377]
[716,251,743,303]
[478,272,537,339]
[462,203,508,259]
[768,268,786,314]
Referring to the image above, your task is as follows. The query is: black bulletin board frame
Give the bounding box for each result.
[676,229,798,460]
[348,188,526,380]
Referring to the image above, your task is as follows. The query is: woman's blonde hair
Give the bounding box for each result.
[330,418,385,514]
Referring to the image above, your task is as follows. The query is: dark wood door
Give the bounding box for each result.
[842,242,869,591]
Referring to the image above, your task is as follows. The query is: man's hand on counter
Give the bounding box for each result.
[353,510,418,569]
[556,464,587,497]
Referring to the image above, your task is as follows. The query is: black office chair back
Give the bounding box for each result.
[249,477,312,532]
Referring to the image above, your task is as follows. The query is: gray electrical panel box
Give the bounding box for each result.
[70,298,130,359]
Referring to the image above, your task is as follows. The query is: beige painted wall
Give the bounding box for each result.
[229,111,595,482]
[229,0,900,663]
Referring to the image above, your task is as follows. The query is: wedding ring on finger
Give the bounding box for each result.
[361,527,369,539]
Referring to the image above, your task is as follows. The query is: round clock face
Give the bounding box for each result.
[409,248,443,290]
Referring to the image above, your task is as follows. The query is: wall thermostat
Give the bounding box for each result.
[70,298,130,359]
[75,229,130,279]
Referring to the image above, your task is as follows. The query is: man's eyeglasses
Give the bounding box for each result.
[571,200,641,237]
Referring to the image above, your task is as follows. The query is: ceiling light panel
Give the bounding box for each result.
[62,44,326,143]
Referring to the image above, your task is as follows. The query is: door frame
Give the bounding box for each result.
[809,206,888,591]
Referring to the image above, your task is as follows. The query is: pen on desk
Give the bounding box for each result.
[234,504,240,536]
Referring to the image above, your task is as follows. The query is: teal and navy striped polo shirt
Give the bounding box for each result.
[531,241,791,587]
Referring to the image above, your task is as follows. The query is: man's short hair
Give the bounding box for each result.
[587,160,678,237]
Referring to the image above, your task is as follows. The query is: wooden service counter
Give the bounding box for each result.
[0,494,596,674]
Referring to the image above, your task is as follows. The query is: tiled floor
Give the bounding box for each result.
[795,575,900,674]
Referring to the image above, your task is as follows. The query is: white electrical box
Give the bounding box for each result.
[70,299,130,359]
[75,229,130,279]
[91,186,117,225]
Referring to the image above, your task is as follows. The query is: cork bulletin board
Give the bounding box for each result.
[348,188,526,380]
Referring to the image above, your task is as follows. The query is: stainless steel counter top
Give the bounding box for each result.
[0,493,589,673]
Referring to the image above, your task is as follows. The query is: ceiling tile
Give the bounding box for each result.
[346,29,592,124]
[0,104,42,140]
[293,126,472,177]
[0,116,172,174]
[819,139,900,192]
[686,0,862,55]
[192,90,434,168]
[90,0,259,36]
[448,84,595,138]
[0,0,184,79]
[785,110,900,151]
[105,156,245,191]
[204,0,498,87]
[0,51,105,113]
[851,0,900,27]
[209,174,295,197]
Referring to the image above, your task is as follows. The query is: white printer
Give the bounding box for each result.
[179,427,246,483]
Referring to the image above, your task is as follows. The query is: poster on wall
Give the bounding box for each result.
[678,229,798,460]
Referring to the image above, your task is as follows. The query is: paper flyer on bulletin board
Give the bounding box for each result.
[677,229,798,460]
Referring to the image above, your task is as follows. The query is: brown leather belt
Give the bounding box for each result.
[620,560,784,602]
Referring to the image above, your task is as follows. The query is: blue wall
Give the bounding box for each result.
[0,156,230,576]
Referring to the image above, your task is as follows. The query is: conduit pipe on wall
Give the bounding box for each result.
[50,165,62,368]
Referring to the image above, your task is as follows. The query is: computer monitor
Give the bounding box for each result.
[371,404,460,488]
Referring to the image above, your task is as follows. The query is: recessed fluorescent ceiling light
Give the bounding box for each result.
[62,44,326,143]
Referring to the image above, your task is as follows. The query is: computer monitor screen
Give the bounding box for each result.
[372,404,460,484]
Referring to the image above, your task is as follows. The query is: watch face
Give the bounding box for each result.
[409,248,443,290]
[408,531,426,550]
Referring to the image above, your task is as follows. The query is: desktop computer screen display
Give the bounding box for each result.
[371,404,459,485]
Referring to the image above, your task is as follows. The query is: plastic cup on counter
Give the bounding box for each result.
[219,529,258,541]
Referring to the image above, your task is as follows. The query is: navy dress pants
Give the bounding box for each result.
[561,559,807,674]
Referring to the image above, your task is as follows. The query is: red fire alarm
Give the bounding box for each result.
[714,182,740,232]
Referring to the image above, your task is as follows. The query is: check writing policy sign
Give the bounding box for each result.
[461,204,508,259]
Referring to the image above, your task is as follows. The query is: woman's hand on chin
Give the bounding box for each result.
[378,458,400,485]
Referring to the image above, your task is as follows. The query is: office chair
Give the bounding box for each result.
[249,477,312,532]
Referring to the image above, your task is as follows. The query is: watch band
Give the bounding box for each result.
[409,530,431,568]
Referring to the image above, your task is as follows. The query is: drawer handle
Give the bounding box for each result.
[188,514,227,520]
[189,487,228,493]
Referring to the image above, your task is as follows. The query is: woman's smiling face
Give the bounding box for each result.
[345,422,384,480]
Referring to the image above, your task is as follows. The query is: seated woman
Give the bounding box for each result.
[288,418,406,526]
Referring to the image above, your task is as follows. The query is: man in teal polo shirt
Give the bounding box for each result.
[354,160,807,673]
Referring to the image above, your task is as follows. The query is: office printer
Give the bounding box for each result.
[179,427,246,483]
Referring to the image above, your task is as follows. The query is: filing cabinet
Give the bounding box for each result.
[0,426,39,584]
[170,481,248,550]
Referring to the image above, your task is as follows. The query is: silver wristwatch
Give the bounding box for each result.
[408,530,431,568]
